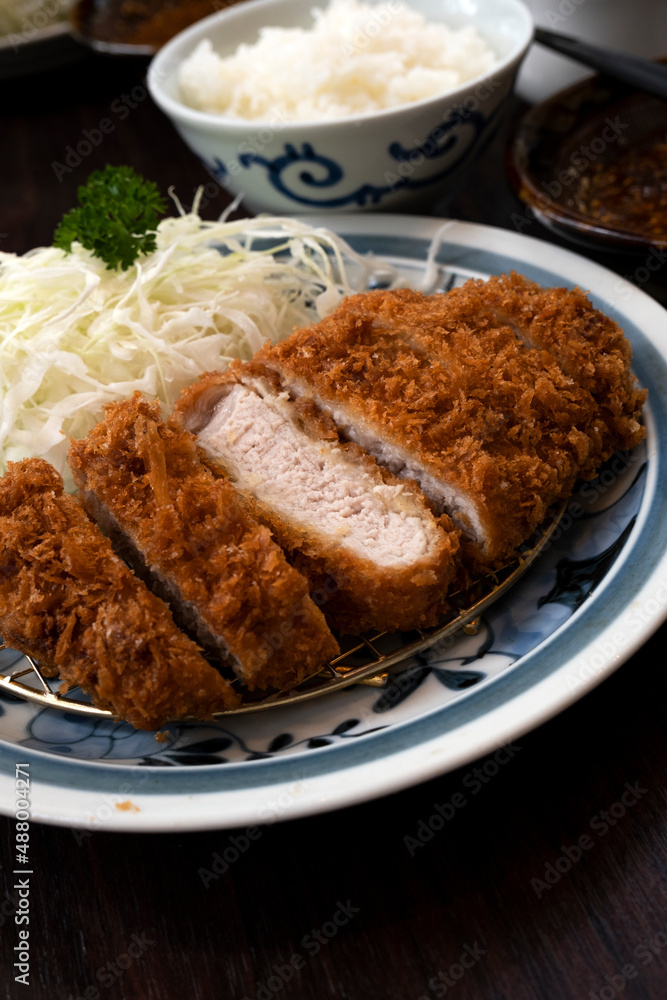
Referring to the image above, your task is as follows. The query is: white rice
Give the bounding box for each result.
[178,0,497,121]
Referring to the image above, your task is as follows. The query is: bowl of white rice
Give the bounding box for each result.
[148,0,533,214]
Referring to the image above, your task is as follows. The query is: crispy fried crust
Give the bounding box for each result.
[68,393,338,689]
[0,458,240,730]
[172,364,461,634]
[256,308,567,563]
[324,285,609,477]
[454,272,647,453]
[256,280,646,566]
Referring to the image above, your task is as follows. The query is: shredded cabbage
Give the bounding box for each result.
[0,209,388,489]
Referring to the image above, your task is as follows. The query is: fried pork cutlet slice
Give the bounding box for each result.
[172,363,461,635]
[453,272,647,454]
[325,286,610,478]
[0,458,240,730]
[253,312,578,566]
[255,282,646,568]
[68,393,338,690]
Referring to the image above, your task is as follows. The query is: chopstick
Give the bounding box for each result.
[534,27,667,101]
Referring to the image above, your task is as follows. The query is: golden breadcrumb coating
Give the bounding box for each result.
[2,274,644,725]
[257,310,568,563]
[172,363,461,635]
[455,272,647,454]
[0,458,239,730]
[68,393,338,690]
[256,277,646,567]
[324,285,609,477]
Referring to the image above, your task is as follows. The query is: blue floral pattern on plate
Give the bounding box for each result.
[0,261,648,768]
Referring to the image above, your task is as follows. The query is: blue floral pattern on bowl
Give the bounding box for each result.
[203,107,493,209]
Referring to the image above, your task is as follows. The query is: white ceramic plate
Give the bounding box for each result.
[1,216,664,832]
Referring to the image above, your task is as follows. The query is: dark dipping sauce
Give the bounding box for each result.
[570,139,667,238]
[80,0,235,49]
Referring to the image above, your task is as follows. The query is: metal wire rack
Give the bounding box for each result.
[0,501,565,721]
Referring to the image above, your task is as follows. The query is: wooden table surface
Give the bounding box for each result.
[2,46,667,1000]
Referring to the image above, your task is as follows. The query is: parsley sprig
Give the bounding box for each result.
[54,165,168,271]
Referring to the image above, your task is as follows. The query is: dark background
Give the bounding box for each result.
[2,46,667,1000]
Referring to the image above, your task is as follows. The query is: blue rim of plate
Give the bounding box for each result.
[1,216,665,831]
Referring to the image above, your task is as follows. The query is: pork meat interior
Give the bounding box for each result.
[254,279,646,567]
[173,363,461,635]
[68,393,339,691]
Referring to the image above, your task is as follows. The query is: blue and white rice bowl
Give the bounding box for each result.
[147,0,533,214]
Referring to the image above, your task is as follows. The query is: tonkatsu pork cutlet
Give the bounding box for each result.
[323,286,609,478]
[433,272,647,456]
[68,393,338,691]
[172,362,461,635]
[255,281,646,568]
[0,458,239,730]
